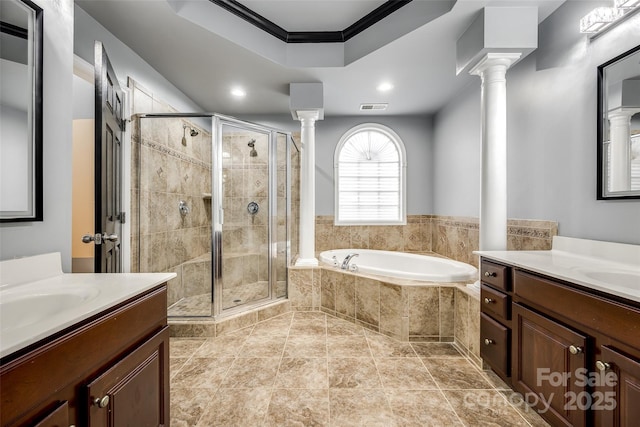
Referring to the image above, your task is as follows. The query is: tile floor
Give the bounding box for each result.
[170,311,550,426]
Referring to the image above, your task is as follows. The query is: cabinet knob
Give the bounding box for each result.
[484,338,494,345]
[484,271,497,278]
[569,345,583,355]
[484,297,494,304]
[94,395,110,408]
[595,360,611,371]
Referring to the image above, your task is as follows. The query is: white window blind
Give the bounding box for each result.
[335,124,406,225]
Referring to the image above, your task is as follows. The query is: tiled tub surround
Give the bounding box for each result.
[169,311,549,426]
[315,215,558,268]
[288,264,483,366]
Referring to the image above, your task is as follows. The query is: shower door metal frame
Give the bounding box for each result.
[212,115,291,318]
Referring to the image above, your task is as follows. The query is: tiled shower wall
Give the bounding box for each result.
[129,80,212,307]
[314,215,557,267]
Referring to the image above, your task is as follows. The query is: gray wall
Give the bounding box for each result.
[432,1,640,244]
[0,0,74,271]
[74,5,203,114]
[241,114,434,216]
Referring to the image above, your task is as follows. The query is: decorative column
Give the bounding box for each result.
[296,110,320,266]
[608,108,636,192]
[470,53,521,251]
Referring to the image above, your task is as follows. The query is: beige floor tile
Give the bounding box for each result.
[284,334,327,358]
[171,357,234,389]
[169,338,206,358]
[195,388,271,427]
[328,357,382,389]
[498,389,552,427]
[275,358,329,389]
[220,357,280,388]
[366,330,417,358]
[294,311,327,321]
[386,390,463,426]
[326,316,366,336]
[169,357,187,379]
[265,389,330,427]
[375,358,438,390]
[239,333,287,357]
[423,358,493,390]
[411,342,464,358]
[193,333,249,358]
[251,315,292,335]
[329,389,396,426]
[289,318,327,335]
[170,387,216,427]
[444,389,530,426]
[327,335,372,357]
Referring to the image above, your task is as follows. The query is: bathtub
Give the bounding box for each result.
[319,249,477,282]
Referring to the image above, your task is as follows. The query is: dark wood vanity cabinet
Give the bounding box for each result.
[0,285,169,427]
[479,257,640,427]
[479,260,513,383]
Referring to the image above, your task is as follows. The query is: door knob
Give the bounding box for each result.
[102,233,118,242]
[484,297,494,304]
[484,338,494,345]
[484,271,496,277]
[595,360,611,371]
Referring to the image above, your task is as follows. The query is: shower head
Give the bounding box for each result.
[190,128,199,137]
[248,139,258,157]
[183,124,199,142]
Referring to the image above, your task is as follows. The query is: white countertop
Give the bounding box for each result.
[0,253,175,360]
[475,237,640,304]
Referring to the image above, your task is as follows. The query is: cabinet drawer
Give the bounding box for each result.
[481,284,510,322]
[480,313,510,380]
[480,260,510,291]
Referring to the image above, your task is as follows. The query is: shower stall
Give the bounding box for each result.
[131,114,299,319]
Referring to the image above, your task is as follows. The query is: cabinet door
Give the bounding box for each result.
[33,401,69,427]
[86,327,169,427]
[594,346,640,427]
[512,303,588,427]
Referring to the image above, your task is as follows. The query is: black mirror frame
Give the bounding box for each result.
[0,0,43,222]
[596,44,640,200]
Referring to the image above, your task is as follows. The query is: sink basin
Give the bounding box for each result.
[0,286,100,332]
[581,271,640,290]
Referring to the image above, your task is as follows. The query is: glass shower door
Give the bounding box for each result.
[217,123,271,311]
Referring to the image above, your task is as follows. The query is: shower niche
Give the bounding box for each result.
[132,114,296,319]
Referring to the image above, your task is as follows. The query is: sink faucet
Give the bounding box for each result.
[341,253,359,270]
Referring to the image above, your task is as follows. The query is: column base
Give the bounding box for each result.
[295,257,319,267]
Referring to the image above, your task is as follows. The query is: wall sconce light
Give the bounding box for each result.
[615,0,640,9]
[580,7,624,33]
[580,1,640,35]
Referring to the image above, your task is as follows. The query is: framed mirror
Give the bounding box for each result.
[0,0,43,221]
[597,44,640,200]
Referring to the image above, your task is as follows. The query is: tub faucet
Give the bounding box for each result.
[341,253,359,270]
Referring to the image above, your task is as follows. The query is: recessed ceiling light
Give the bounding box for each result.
[231,87,246,98]
[377,82,394,92]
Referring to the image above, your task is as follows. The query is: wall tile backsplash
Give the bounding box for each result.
[315,215,557,267]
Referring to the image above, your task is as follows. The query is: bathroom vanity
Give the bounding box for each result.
[0,254,175,427]
[477,237,640,427]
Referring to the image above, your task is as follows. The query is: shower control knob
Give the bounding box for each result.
[247,201,259,215]
[569,345,582,355]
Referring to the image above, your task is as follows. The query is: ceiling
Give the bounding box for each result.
[75,0,565,117]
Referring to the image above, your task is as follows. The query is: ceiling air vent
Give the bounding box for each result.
[359,103,388,111]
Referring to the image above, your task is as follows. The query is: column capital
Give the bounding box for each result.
[469,53,522,77]
[608,107,640,121]
[295,110,321,122]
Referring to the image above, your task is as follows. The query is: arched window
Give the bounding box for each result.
[334,123,406,225]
